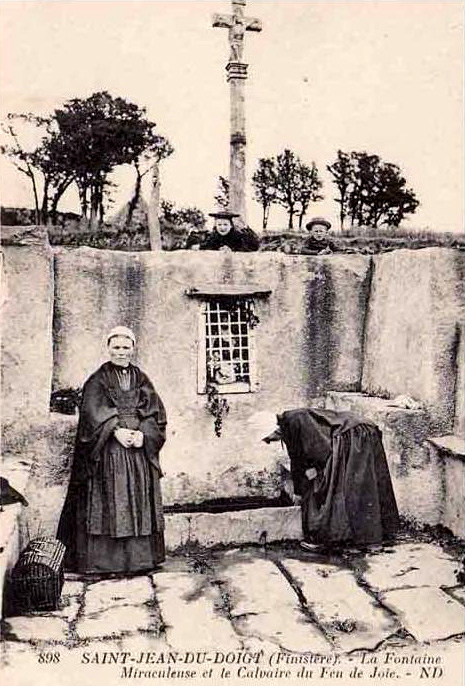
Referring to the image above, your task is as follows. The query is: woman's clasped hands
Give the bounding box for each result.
[114,427,144,448]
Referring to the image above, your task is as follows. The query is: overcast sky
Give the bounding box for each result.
[0,0,463,232]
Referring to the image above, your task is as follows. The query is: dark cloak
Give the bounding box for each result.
[57,362,167,573]
[198,227,259,252]
[277,408,399,545]
[301,235,335,255]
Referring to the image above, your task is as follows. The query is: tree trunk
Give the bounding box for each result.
[262,203,270,230]
[29,172,41,225]
[339,191,346,230]
[98,181,105,224]
[79,182,89,219]
[288,208,294,229]
[40,179,49,225]
[50,196,59,226]
[89,181,101,230]
[50,178,74,225]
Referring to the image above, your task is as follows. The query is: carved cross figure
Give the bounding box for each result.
[213,0,262,64]
[212,0,262,220]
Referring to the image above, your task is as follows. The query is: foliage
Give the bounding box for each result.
[160,199,206,229]
[327,150,419,229]
[1,92,172,227]
[326,149,350,230]
[0,113,74,225]
[214,175,230,209]
[53,91,171,224]
[50,388,82,414]
[275,150,324,229]
[205,383,230,438]
[252,158,277,229]
[252,150,323,229]
[125,140,173,229]
[5,204,462,254]
[294,160,324,229]
[258,227,464,254]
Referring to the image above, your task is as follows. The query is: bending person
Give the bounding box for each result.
[263,408,399,548]
[57,326,167,575]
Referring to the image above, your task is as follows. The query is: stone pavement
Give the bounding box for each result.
[1,536,464,686]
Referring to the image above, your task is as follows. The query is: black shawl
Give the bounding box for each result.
[69,362,166,484]
[278,408,399,544]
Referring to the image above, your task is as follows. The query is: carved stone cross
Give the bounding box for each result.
[212,0,262,64]
[212,1,262,221]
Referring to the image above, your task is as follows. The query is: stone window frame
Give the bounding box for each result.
[198,297,257,394]
[185,285,271,396]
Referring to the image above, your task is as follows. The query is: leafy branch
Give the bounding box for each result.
[205,383,230,438]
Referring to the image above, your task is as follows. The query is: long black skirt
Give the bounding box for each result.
[58,441,165,574]
[301,424,399,545]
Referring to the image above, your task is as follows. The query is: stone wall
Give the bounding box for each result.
[325,392,443,528]
[454,324,465,437]
[52,248,371,506]
[425,437,465,539]
[1,227,54,431]
[304,254,371,394]
[362,248,465,431]
[1,238,464,549]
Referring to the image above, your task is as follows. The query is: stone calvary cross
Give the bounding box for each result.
[212,0,262,221]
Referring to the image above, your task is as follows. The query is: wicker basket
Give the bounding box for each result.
[10,537,66,612]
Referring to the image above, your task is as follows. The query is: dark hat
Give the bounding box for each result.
[208,210,240,219]
[306,217,331,231]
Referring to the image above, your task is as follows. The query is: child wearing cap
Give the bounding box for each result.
[302,217,335,255]
[197,211,259,252]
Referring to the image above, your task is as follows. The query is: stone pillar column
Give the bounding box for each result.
[147,162,162,251]
[213,1,262,224]
[227,62,248,221]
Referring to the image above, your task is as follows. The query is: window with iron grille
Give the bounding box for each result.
[197,297,258,394]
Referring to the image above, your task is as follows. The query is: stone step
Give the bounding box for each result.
[426,436,465,538]
[214,553,331,652]
[282,558,399,651]
[83,576,153,614]
[76,602,156,641]
[164,506,301,550]
[449,586,465,606]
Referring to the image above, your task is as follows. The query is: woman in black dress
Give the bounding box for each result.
[264,407,399,548]
[57,326,167,575]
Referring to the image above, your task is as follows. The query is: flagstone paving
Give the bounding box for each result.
[76,602,156,640]
[1,538,464,685]
[281,558,399,652]
[83,576,154,614]
[361,542,460,590]
[449,586,465,605]
[214,555,330,652]
[379,587,465,642]
[151,567,241,651]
